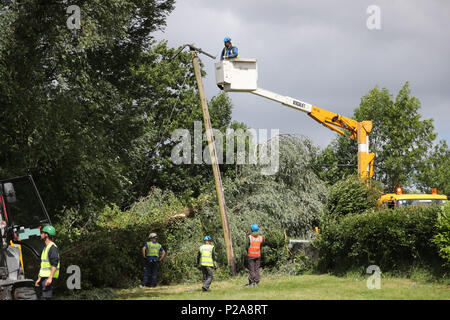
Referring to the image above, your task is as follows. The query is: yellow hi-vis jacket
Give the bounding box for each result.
[222,46,239,59]
[199,244,214,267]
[39,242,60,278]
[146,241,162,257]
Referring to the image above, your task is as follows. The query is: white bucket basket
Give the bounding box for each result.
[215,58,258,92]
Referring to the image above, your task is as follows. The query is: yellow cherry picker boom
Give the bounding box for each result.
[215,58,375,181]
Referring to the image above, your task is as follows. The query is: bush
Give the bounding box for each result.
[54,188,187,291]
[315,205,446,275]
[433,202,450,267]
[324,175,382,218]
[52,184,304,290]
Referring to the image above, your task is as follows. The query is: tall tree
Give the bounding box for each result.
[0,0,175,216]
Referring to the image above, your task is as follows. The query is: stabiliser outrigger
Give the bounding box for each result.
[215,58,376,181]
[0,175,52,300]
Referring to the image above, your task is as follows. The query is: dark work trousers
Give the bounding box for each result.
[201,266,214,290]
[142,260,159,287]
[40,277,57,300]
[248,257,261,285]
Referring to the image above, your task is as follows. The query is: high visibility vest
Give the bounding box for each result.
[222,46,239,59]
[39,242,60,278]
[146,242,162,257]
[199,244,214,267]
[248,235,263,258]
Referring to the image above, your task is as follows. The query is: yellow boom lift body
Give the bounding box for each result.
[379,187,447,209]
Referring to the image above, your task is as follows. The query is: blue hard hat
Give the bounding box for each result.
[224,36,231,43]
[203,235,212,241]
[251,224,259,232]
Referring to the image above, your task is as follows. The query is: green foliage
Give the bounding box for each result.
[315,205,446,275]
[52,135,327,289]
[325,175,383,218]
[57,288,116,300]
[0,0,176,216]
[55,188,184,290]
[416,141,450,197]
[0,0,239,219]
[129,76,236,202]
[313,135,356,185]
[433,202,450,266]
[160,135,327,278]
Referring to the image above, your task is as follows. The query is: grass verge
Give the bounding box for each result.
[114,274,450,300]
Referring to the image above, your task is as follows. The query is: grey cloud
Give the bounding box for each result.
[156,0,450,148]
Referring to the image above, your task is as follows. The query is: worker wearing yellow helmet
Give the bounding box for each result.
[35,225,60,300]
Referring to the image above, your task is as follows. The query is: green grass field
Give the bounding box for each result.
[115,274,450,300]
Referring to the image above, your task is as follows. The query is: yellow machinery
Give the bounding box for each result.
[378,187,448,209]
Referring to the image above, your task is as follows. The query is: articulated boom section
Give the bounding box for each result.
[250,88,312,114]
[215,59,375,180]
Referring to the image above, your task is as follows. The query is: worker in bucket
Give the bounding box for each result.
[217,36,239,90]
[141,233,166,288]
[245,224,263,287]
[35,225,60,300]
[197,235,217,292]
[220,36,239,60]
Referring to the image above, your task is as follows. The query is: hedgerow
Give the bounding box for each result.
[315,205,445,275]
[433,202,450,267]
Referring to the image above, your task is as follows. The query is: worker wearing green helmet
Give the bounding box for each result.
[35,225,60,300]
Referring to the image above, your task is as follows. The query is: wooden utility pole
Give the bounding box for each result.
[189,47,237,276]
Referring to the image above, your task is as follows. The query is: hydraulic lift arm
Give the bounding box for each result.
[251,88,358,138]
[214,59,375,181]
[250,88,375,180]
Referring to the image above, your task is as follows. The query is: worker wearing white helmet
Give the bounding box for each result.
[141,233,166,288]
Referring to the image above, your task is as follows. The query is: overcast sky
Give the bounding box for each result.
[154,0,450,149]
